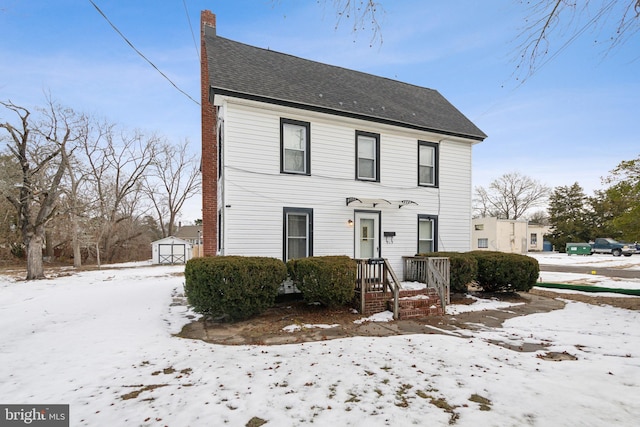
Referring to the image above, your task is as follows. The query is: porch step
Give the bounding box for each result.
[389,288,444,319]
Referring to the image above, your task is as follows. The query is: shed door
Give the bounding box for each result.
[158,244,186,264]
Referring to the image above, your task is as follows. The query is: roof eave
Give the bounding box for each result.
[211,87,487,142]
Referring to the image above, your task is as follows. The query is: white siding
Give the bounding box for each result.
[218,98,477,273]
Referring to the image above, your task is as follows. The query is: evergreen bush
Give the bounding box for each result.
[287,255,357,307]
[417,252,478,293]
[468,251,539,292]
[184,256,287,321]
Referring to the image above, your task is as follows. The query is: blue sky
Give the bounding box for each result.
[1,1,638,222]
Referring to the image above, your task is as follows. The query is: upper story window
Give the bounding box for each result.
[280,118,310,175]
[217,118,224,179]
[356,131,380,182]
[418,141,439,187]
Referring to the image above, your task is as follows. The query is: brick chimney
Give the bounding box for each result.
[201,10,217,256]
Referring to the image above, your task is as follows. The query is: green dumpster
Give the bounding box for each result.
[566,243,592,255]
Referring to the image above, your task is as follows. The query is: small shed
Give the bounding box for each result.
[151,236,193,265]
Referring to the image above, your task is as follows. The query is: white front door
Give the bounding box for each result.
[355,211,380,259]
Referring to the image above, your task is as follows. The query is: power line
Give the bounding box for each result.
[88,0,200,106]
[182,0,200,60]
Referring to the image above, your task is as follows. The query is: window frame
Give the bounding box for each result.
[283,207,314,261]
[417,214,438,254]
[280,118,311,175]
[418,141,439,187]
[217,210,223,253]
[217,116,224,179]
[355,130,380,182]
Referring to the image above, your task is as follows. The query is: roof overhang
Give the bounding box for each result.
[210,88,487,142]
[346,197,418,209]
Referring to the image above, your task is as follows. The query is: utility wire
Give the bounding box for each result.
[89,0,200,106]
[182,0,200,60]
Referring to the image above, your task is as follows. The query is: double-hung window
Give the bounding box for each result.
[356,131,380,181]
[283,208,313,261]
[418,141,438,187]
[417,214,438,253]
[217,116,224,178]
[281,118,310,175]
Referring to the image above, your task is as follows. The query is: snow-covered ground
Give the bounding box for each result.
[0,258,639,426]
[530,251,640,270]
[530,252,640,291]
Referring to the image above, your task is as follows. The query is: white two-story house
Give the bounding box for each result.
[199,11,486,275]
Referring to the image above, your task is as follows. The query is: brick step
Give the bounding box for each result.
[390,288,444,319]
[398,305,443,319]
[358,288,443,318]
[397,297,432,309]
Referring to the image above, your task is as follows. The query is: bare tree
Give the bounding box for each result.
[58,117,96,267]
[515,0,640,80]
[273,0,384,45]
[527,209,550,225]
[0,154,21,257]
[0,100,82,279]
[329,0,384,45]
[143,139,201,238]
[83,123,157,265]
[474,171,551,220]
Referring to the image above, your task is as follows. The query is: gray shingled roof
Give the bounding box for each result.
[205,28,486,141]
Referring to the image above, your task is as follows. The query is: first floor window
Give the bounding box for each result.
[530,233,537,245]
[283,208,313,260]
[478,238,488,249]
[281,118,310,174]
[217,211,223,253]
[418,214,438,253]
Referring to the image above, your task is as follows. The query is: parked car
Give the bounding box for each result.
[590,238,637,257]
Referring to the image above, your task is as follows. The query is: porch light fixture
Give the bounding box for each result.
[347,219,354,227]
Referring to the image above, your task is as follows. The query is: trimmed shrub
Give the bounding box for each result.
[287,255,357,307]
[417,252,478,294]
[184,256,287,321]
[468,251,539,292]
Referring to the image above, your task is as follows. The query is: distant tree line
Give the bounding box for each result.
[474,155,639,253]
[0,99,200,279]
[548,156,640,251]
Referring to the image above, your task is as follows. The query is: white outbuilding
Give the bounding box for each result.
[151,236,193,265]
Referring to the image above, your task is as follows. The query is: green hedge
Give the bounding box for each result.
[417,252,478,294]
[287,255,357,307]
[184,256,287,321]
[468,251,539,292]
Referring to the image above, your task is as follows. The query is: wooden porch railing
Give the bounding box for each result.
[402,256,450,312]
[354,258,401,320]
